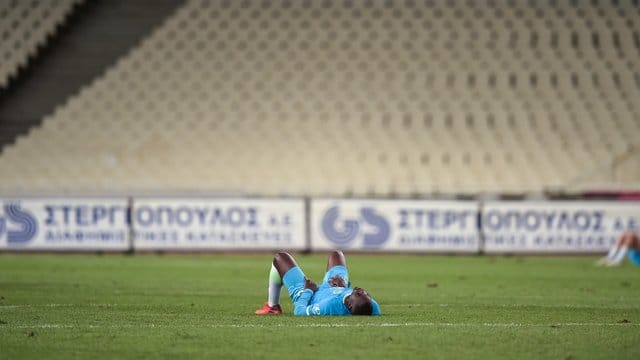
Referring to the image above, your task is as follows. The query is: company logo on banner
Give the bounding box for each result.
[482,201,640,253]
[0,198,129,250]
[322,206,390,248]
[312,200,479,252]
[132,198,306,250]
[0,203,38,245]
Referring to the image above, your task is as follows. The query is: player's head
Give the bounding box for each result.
[347,287,373,315]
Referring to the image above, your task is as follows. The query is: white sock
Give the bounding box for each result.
[607,246,619,260]
[609,246,629,265]
[267,264,282,307]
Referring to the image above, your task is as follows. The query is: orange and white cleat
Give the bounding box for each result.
[255,302,282,315]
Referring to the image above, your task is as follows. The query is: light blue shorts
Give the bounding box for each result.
[282,266,307,302]
[282,265,351,301]
[320,265,350,289]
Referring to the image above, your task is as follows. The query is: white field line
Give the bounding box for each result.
[385,303,640,309]
[1,322,638,330]
[0,303,143,308]
[2,303,638,310]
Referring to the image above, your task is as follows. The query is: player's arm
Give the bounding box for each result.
[293,278,318,316]
[292,289,314,316]
[297,296,336,316]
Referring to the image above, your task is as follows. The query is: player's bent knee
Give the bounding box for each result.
[327,250,347,270]
[273,252,297,276]
[274,251,293,263]
[330,250,344,258]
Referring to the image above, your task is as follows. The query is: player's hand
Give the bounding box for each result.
[328,276,346,288]
[304,277,318,292]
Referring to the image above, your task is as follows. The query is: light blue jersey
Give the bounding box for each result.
[283,265,381,316]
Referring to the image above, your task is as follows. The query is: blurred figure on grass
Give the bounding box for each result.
[597,231,640,267]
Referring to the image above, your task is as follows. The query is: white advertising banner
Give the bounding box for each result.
[482,201,640,253]
[0,198,130,251]
[311,199,480,252]
[132,198,306,250]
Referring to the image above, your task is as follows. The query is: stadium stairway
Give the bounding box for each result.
[0,0,186,152]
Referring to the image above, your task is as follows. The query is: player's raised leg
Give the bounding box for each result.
[609,232,639,266]
[599,232,638,266]
[324,250,349,288]
[597,232,625,266]
[326,250,347,270]
[255,252,298,315]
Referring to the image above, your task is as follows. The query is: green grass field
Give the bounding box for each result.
[1,253,639,359]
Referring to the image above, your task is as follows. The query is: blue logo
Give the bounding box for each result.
[321,205,390,248]
[0,203,38,245]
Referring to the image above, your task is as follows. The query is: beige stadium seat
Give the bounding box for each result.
[0,0,639,197]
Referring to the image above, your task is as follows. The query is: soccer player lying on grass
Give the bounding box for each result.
[597,231,640,267]
[255,250,381,316]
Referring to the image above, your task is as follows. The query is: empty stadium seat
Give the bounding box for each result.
[0,0,639,197]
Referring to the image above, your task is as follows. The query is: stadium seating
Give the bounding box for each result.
[0,0,80,88]
[0,0,638,197]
